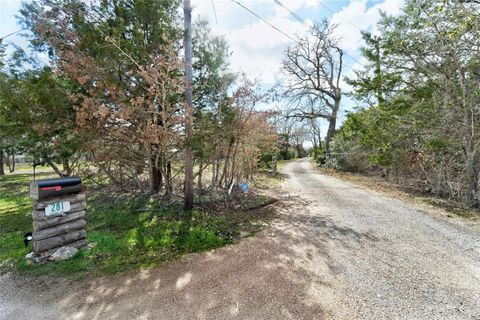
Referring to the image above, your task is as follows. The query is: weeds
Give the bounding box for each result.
[0,171,276,277]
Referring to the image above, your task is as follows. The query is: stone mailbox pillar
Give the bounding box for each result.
[29,176,87,262]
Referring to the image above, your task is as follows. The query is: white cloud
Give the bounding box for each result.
[271,0,320,18]
[189,0,405,86]
[331,0,404,53]
[191,0,316,85]
[227,15,309,83]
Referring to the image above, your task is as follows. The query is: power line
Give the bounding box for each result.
[313,2,364,64]
[273,0,304,24]
[344,52,362,65]
[317,1,362,31]
[273,1,362,66]
[228,0,361,70]
[211,0,219,26]
[0,29,27,41]
[229,0,297,43]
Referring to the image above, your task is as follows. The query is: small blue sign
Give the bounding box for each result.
[240,181,249,193]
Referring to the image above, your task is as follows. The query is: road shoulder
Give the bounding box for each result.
[309,159,480,230]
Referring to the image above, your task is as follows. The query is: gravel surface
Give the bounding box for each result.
[1,158,479,319]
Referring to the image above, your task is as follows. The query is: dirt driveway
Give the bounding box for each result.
[1,158,480,319]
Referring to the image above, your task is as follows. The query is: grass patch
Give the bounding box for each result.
[0,171,275,278]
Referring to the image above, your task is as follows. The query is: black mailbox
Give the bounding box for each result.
[30,176,82,201]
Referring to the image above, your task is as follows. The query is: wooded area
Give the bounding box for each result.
[1,0,479,209]
[328,0,480,207]
[0,0,281,210]
[2,2,480,317]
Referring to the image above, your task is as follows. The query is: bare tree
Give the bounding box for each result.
[291,126,307,158]
[271,112,296,159]
[282,20,343,155]
[307,118,322,149]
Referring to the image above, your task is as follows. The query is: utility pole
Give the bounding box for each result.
[183,0,194,210]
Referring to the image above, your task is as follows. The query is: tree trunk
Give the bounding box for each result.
[46,159,66,177]
[325,116,336,157]
[62,159,71,176]
[151,164,162,193]
[0,149,4,176]
[10,152,15,173]
[166,161,172,196]
[325,95,340,156]
[220,142,233,188]
[229,144,239,187]
[463,106,478,206]
[219,159,226,188]
[295,144,303,158]
[5,151,11,173]
[197,159,203,191]
[147,152,162,193]
[211,161,216,189]
[465,151,478,206]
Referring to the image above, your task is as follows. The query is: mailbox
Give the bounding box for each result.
[30,176,83,201]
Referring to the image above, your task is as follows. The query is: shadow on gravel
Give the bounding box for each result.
[2,193,378,319]
[276,195,379,244]
[3,197,330,319]
[44,234,327,319]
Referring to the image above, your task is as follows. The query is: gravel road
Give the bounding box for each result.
[1,158,480,319]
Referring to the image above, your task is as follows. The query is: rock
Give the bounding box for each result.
[86,242,97,250]
[49,246,79,261]
[31,255,45,264]
[25,252,34,259]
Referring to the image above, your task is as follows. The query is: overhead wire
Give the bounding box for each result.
[313,1,364,65]
[279,0,363,66]
[273,0,305,24]
[229,0,297,43]
[317,0,363,31]
[275,0,362,67]
[0,29,27,41]
[210,0,219,26]
[227,0,361,70]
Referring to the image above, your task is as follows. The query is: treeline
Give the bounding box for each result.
[330,0,480,207]
[0,0,277,201]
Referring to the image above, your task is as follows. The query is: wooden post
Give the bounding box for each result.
[184,0,194,210]
[30,192,87,262]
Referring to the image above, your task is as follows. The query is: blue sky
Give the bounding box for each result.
[190,0,404,85]
[0,0,405,134]
[189,0,404,129]
[1,1,29,48]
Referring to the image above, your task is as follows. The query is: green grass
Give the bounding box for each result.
[0,172,57,270]
[0,171,273,278]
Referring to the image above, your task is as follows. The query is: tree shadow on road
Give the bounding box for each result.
[1,194,380,319]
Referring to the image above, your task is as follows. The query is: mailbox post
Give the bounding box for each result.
[29,176,87,262]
